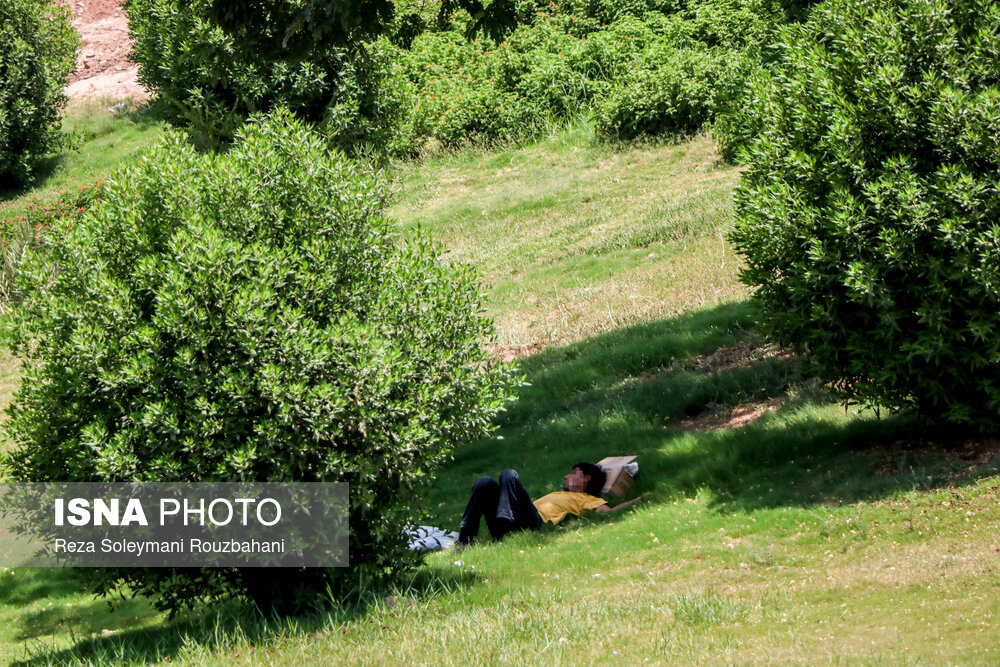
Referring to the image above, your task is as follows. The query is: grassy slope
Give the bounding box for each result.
[3,115,1000,665]
[0,99,165,219]
[390,124,746,347]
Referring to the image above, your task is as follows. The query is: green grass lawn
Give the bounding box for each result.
[0,99,165,219]
[2,111,1000,665]
[389,124,746,348]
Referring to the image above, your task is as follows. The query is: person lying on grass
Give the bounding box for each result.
[456,463,646,547]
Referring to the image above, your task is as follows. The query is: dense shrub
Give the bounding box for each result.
[594,45,746,140]
[391,0,442,47]
[396,0,794,149]
[461,0,792,45]
[710,0,815,163]
[730,0,1000,429]
[677,0,793,51]
[0,0,78,185]
[396,16,589,147]
[204,0,394,59]
[2,111,515,612]
[516,0,674,25]
[711,81,764,163]
[127,0,797,151]
[126,0,409,149]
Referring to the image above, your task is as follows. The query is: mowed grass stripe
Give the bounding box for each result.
[390,131,746,347]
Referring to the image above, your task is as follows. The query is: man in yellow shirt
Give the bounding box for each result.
[456,463,644,546]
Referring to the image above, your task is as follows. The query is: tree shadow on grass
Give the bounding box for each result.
[427,300,1000,525]
[14,596,154,643]
[0,156,64,203]
[0,569,90,608]
[12,566,478,666]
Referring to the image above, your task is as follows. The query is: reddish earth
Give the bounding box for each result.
[64,0,147,100]
[679,396,784,432]
[692,343,796,374]
[490,342,546,362]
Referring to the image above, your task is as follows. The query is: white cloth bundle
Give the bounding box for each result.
[406,525,459,551]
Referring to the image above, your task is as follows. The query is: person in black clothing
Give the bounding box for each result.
[457,469,547,545]
[457,463,642,547]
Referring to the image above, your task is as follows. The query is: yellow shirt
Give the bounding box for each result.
[533,492,607,524]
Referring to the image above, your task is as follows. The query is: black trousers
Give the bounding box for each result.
[458,469,542,543]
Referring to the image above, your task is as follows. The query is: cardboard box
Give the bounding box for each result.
[597,455,637,498]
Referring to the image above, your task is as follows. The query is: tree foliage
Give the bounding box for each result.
[206,0,394,60]
[730,0,1000,429]
[127,0,407,148]
[0,0,78,186]
[2,111,516,612]
[393,0,791,150]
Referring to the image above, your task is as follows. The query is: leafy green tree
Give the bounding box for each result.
[205,0,394,60]
[0,0,78,186]
[730,0,1000,429]
[127,0,408,148]
[3,110,515,612]
[439,0,519,39]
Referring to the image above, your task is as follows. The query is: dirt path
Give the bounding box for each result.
[64,0,148,100]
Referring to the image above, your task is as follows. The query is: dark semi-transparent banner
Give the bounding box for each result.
[0,483,348,567]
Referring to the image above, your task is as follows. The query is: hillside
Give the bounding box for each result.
[1,2,999,662]
[2,120,1000,664]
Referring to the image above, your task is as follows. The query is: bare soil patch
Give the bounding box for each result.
[65,0,148,100]
[692,343,796,374]
[680,396,784,432]
[490,342,546,362]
